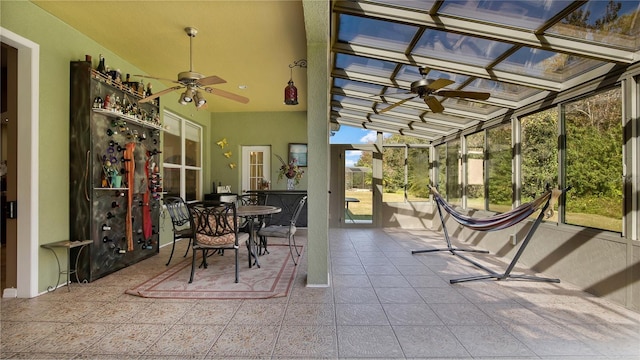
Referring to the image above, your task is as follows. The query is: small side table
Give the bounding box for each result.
[345,197,360,223]
[41,240,92,292]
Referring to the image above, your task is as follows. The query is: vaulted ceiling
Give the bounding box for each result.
[330,0,640,140]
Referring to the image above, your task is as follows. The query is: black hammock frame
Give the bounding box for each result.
[412,185,570,284]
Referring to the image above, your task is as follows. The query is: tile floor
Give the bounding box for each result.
[1,228,639,359]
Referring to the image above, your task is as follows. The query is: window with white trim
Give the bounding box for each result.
[162,111,202,202]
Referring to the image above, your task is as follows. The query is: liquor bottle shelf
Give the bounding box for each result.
[92,108,164,131]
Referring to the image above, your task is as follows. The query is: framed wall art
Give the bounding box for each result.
[288,143,308,167]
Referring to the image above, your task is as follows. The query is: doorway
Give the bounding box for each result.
[1,28,39,298]
[1,42,18,293]
[241,146,271,193]
[330,144,380,227]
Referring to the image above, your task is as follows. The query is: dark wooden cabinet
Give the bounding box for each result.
[246,190,307,227]
[69,61,162,282]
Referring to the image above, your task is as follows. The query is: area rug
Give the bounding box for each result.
[126,243,302,299]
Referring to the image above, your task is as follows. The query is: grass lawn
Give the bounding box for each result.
[345,191,621,232]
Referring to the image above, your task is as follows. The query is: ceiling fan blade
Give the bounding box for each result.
[426,78,455,91]
[424,96,445,113]
[436,90,491,100]
[196,75,226,86]
[204,87,250,104]
[133,74,180,84]
[139,85,183,103]
[378,95,417,113]
[370,90,412,98]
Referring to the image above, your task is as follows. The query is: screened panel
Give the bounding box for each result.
[520,108,559,204]
[466,132,485,210]
[407,147,430,202]
[564,87,623,232]
[436,144,447,199]
[486,123,512,213]
[382,146,405,202]
[446,138,461,206]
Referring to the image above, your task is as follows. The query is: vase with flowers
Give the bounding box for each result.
[275,154,304,190]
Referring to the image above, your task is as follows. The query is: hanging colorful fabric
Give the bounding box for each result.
[124,142,136,252]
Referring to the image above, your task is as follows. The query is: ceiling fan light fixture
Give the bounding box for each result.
[183,88,195,103]
[284,59,306,106]
[178,92,190,105]
[194,91,206,107]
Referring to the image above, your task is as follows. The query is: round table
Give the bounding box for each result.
[237,205,281,268]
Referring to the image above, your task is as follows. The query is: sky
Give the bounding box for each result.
[330,124,379,167]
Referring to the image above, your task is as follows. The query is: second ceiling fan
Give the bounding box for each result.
[136,27,249,109]
[378,67,490,114]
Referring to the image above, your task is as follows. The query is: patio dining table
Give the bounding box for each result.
[237,205,281,268]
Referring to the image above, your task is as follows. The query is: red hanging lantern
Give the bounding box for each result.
[284,80,298,105]
[284,59,306,106]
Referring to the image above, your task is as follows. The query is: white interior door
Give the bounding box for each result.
[241,146,271,193]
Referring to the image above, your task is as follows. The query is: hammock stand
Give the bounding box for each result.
[413,185,569,284]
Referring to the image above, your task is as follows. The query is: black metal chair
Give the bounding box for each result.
[257,195,307,265]
[238,193,269,255]
[188,202,248,283]
[163,196,194,266]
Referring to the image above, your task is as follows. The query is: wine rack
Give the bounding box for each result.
[69,61,162,282]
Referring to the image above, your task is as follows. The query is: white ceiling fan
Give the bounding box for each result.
[136,27,249,109]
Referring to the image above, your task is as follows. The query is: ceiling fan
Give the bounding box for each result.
[136,27,249,109]
[378,67,490,113]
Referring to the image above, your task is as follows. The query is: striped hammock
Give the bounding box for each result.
[430,186,562,232]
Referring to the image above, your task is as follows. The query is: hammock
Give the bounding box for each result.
[431,186,558,231]
[412,185,570,284]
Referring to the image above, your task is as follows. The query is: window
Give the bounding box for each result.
[465,131,485,210]
[382,146,405,202]
[563,87,623,232]
[486,123,512,212]
[520,108,558,205]
[446,138,461,206]
[381,134,430,202]
[435,144,447,199]
[406,146,430,202]
[162,112,202,202]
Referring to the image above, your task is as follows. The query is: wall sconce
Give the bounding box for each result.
[284,59,307,105]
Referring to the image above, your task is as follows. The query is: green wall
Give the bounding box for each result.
[3,1,307,294]
[210,111,308,193]
[1,1,232,293]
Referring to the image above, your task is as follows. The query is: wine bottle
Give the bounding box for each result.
[97,54,106,74]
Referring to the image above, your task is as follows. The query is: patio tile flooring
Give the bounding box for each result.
[1,228,638,359]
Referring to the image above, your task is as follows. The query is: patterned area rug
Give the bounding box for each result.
[126,243,302,299]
